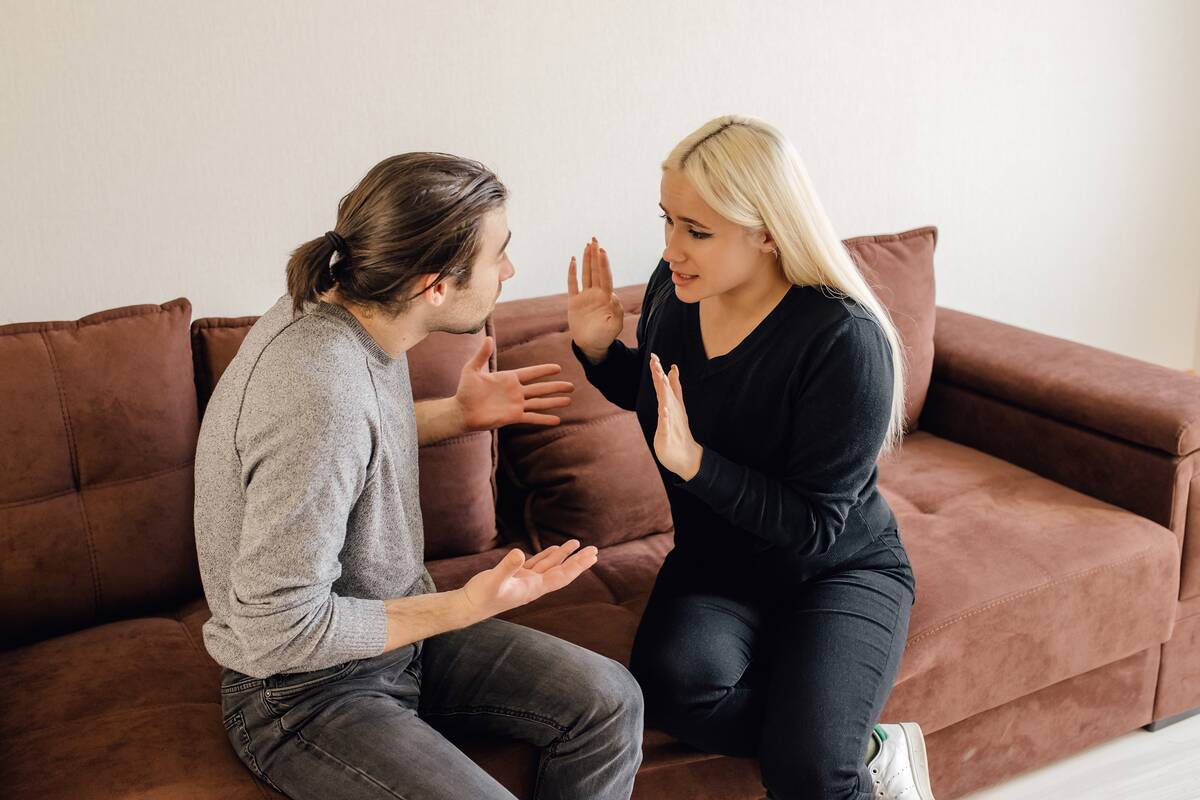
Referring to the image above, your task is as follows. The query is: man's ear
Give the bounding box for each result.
[418,273,448,307]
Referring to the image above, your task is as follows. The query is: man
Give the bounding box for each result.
[194,152,643,800]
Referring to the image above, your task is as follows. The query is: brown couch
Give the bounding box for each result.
[2,225,1198,799]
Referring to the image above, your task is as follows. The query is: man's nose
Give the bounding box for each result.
[501,260,515,281]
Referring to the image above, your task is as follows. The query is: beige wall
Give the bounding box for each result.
[3,0,1198,370]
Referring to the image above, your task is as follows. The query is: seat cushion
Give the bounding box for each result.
[875,431,1180,731]
[0,601,280,798]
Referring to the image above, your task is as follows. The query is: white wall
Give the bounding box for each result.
[3,0,1198,370]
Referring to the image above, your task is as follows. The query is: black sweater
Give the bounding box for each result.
[571,258,899,579]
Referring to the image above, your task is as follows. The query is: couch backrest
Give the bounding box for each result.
[0,299,201,648]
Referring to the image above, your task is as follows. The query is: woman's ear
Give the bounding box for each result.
[752,227,778,257]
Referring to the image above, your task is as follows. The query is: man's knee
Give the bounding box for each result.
[588,657,645,738]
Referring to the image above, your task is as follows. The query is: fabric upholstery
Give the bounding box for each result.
[496,318,673,550]
[0,299,200,648]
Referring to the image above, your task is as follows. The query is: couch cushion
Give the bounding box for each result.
[496,318,673,551]
[843,225,937,433]
[874,431,1180,731]
[191,314,500,560]
[0,299,201,648]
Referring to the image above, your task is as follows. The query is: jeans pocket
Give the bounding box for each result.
[265,659,361,701]
[223,709,284,792]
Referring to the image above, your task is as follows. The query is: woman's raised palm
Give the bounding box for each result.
[567,237,624,357]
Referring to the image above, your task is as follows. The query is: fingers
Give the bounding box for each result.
[540,545,599,591]
[568,256,579,297]
[583,239,594,290]
[598,246,613,294]
[524,380,574,398]
[668,363,684,403]
[524,396,571,411]
[520,411,564,426]
[526,539,581,573]
[523,542,564,570]
[513,363,563,383]
[465,336,494,372]
[649,353,668,415]
[495,548,526,578]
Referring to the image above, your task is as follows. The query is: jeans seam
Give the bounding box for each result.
[292,727,411,800]
[860,582,908,800]
[420,704,570,735]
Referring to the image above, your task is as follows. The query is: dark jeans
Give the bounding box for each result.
[629,528,917,800]
[219,616,644,800]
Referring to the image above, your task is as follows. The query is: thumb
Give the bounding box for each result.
[495,547,525,577]
[466,336,494,372]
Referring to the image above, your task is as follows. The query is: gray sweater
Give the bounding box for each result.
[194,294,436,678]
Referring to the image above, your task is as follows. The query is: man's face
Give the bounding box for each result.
[429,206,514,334]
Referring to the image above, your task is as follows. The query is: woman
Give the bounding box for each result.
[566,115,933,800]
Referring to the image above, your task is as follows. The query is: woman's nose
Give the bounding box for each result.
[662,230,686,264]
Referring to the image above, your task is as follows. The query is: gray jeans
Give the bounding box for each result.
[219,616,644,799]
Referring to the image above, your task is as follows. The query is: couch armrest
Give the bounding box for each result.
[918,306,1200,602]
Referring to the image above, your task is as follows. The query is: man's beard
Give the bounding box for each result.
[431,282,500,335]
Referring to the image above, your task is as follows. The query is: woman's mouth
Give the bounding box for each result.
[671,271,698,285]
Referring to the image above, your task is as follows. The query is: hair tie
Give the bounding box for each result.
[325,230,348,283]
[325,230,348,255]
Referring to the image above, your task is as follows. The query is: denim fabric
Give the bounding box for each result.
[219,616,644,799]
[629,529,917,800]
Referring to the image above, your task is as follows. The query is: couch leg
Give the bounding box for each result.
[1144,706,1200,731]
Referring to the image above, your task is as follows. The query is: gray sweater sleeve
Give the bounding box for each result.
[227,325,388,676]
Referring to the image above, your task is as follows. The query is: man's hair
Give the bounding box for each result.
[286,152,508,316]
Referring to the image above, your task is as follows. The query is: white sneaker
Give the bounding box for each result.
[865,722,936,799]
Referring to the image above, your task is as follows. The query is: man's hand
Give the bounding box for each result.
[454,336,576,430]
[649,352,704,481]
[460,539,599,620]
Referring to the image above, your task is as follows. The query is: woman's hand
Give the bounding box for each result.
[567,237,624,363]
[649,352,704,481]
[461,539,599,619]
[454,336,575,429]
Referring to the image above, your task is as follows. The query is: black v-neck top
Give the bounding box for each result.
[571,258,899,579]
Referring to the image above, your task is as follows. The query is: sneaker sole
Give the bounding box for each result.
[899,721,936,799]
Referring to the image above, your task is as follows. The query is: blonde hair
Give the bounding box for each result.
[660,114,908,458]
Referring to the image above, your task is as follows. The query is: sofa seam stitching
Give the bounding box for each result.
[39,330,103,622]
[0,461,196,511]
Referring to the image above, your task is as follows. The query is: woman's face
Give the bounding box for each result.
[659,168,776,303]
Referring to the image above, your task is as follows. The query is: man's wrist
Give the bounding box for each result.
[448,396,474,434]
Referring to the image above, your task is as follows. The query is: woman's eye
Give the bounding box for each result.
[659,212,710,240]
